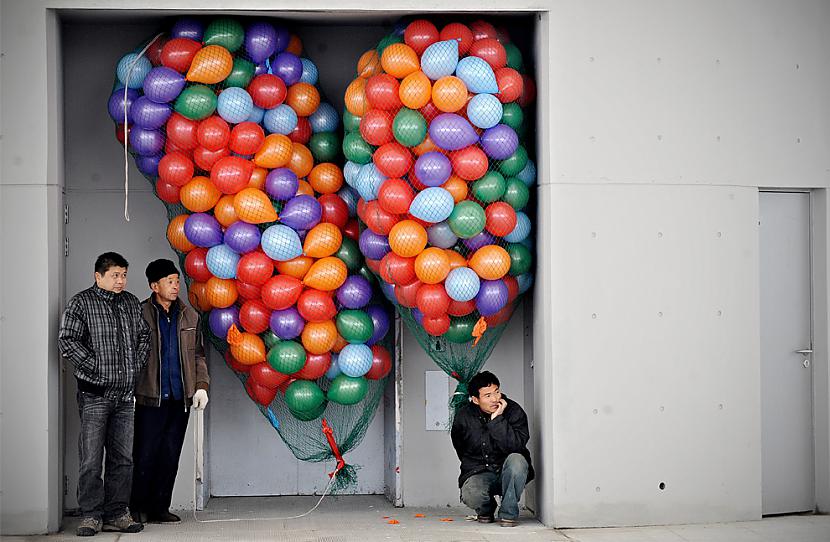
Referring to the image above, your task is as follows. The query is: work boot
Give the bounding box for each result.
[76,517,102,537]
[476,514,495,523]
[102,511,144,533]
[147,511,181,524]
[500,518,519,527]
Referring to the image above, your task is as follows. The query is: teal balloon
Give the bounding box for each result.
[393,108,427,147]
[471,171,506,203]
[267,340,307,374]
[309,132,340,162]
[444,314,477,343]
[501,102,524,132]
[517,159,536,186]
[467,94,503,130]
[343,110,362,133]
[455,56,498,94]
[224,58,255,88]
[284,380,325,413]
[116,53,152,89]
[335,236,363,273]
[504,42,524,71]
[504,212,531,243]
[262,329,280,349]
[445,267,480,302]
[343,132,374,164]
[507,243,533,276]
[336,310,374,344]
[203,19,244,52]
[448,201,486,239]
[377,34,403,55]
[290,400,326,421]
[327,374,368,405]
[174,85,217,121]
[498,145,529,177]
[410,187,454,223]
[421,39,458,80]
[358,264,377,286]
[261,224,303,261]
[503,177,530,210]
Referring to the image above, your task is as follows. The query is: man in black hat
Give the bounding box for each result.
[131,259,209,524]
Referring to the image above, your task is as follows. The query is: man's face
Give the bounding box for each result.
[471,383,502,415]
[95,266,128,293]
[151,273,180,303]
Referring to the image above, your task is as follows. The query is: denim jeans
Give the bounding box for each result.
[460,453,529,520]
[76,391,134,520]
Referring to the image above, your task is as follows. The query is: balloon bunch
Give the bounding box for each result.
[343,19,535,344]
[108,17,392,423]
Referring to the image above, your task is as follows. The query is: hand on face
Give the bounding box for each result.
[491,398,508,420]
[472,383,504,417]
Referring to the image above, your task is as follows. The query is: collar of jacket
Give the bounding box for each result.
[151,295,180,316]
[92,283,120,302]
[143,296,184,313]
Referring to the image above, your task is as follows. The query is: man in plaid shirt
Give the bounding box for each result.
[59,252,151,536]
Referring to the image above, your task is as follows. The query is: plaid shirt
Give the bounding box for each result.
[58,284,151,401]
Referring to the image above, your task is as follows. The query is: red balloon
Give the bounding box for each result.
[365,257,381,274]
[404,19,440,56]
[193,146,230,172]
[365,345,392,380]
[359,109,394,147]
[249,362,290,389]
[416,283,450,318]
[419,101,441,122]
[363,200,399,236]
[293,352,331,380]
[166,113,199,151]
[197,116,231,152]
[237,251,273,285]
[451,146,488,181]
[229,122,265,155]
[158,152,194,187]
[373,144,412,179]
[261,275,303,310]
[161,37,202,73]
[236,280,263,301]
[485,202,518,237]
[155,178,181,204]
[246,377,277,406]
[240,299,271,334]
[115,124,131,148]
[146,36,168,66]
[278,377,296,395]
[318,194,349,229]
[495,67,523,104]
[247,74,287,109]
[423,314,451,336]
[395,280,422,308]
[503,275,519,304]
[470,20,499,41]
[380,252,417,285]
[297,289,337,322]
[468,38,507,70]
[447,298,476,317]
[377,178,415,215]
[487,302,515,326]
[440,23,474,56]
[365,74,402,111]
[289,116,311,145]
[225,350,251,373]
[184,247,212,282]
[164,139,190,156]
[210,156,254,194]
[518,75,536,107]
[344,218,360,241]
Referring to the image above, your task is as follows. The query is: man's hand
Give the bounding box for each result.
[193,389,209,410]
[490,399,507,420]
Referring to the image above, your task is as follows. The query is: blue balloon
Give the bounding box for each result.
[455,56,498,94]
[116,53,152,89]
[517,159,537,186]
[217,87,254,124]
[206,244,240,279]
[354,163,385,202]
[337,186,360,217]
[466,94,503,129]
[300,58,319,85]
[504,212,531,243]
[261,224,303,261]
[338,344,373,377]
[517,273,534,294]
[427,221,459,249]
[445,267,481,302]
[421,39,458,81]
[409,187,454,223]
[325,354,341,380]
[246,106,265,124]
[309,102,339,133]
[263,104,298,134]
[343,161,362,188]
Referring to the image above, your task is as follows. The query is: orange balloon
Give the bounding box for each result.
[345,77,368,117]
[275,256,313,280]
[308,163,343,194]
[399,71,432,110]
[206,276,238,308]
[303,257,347,291]
[227,324,266,364]
[381,43,420,79]
[234,187,279,224]
[180,175,221,212]
[167,214,196,253]
[468,245,511,280]
[248,167,267,190]
[301,320,338,355]
[254,134,293,168]
[415,247,451,284]
[388,219,428,258]
[187,281,212,311]
[303,223,343,258]
[432,76,468,113]
[214,194,239,227]
[186,45,233,84]
[412,133,438,156]
[331,332,349,354]
[288,143,314,179]
[357,49,381,79]
[445,249,467,270]
[286,34,303,56]
[443,174,468,203]
[296,179,315,197]
[286,82,320,117]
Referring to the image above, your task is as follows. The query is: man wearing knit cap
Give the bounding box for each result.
[131,259,209,524]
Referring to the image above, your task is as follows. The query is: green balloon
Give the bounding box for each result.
[308,132,340,163]
[289,401,327,421]
[448,201,486,239]
[327,375,368,405]
[393,108,427,147]
[504,43,524,71]
[342,132,374,164]
[335,237,363,273]
[472,171,506,203]
[358,264,377,286]
[203,19,244,52]
[444,315,478,344]
[503,177,530,211]
[499,145,529,177]
[376,34,404,56]
[501,102,524,133]
[223,58,255,88]
[267,341,307,375]
[507,243,533,276]
[262,329,280,350]
[336,310,375,344]
[343,110,362,133]
[174,85,217,121]
[284,380,326,413]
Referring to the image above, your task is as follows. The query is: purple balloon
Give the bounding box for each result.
[245,22,278,64]
[224,221,261,254]
[366,304,390,345]
[130,96,172,130]
[129,127,165,156]
[184,213,223,248]
[142,67,186,104]
[414,152,452,187]
[463,231,496,252]
[272,52,303,86]
[270,307,305,340]
[337,275,373,309]
[209,306,240,339]
[411,308,425,326]
[136,154,161,177]
[265,167,299,201]
[272,25,291,54]
[480,124,519,160]
[359,229,391,261]
[171,18,204,41]
[108,88,139,123]
[280,195,321,230]
[428,113,479,151]
[475,279,509,317]
[254,62,270,76]
[380,281,397,304]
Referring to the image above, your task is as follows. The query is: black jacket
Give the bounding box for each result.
[450,395,535,488]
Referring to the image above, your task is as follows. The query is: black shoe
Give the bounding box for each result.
[131,510,147,524]
[476,514,495,523]
[147,511,181,524]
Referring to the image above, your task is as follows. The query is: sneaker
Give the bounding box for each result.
[500,518,519,527]
[476,514,495,523]
[102,512,144,533]
[147,511,181,524]
[76,517,102,537]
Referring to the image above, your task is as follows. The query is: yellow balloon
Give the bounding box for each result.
[303,223,343,258]
[303,257,347,291]
[186,45,233,84]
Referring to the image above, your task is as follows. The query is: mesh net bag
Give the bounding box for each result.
[108,16,394,491]
[343,18,536,411]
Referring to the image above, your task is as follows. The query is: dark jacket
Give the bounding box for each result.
[450,395,535,488]
[58,284,151,401]
[136,297,208,408]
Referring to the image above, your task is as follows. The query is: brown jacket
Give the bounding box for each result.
[136,296,209,407]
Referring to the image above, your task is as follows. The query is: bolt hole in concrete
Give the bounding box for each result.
[659,482,666,490]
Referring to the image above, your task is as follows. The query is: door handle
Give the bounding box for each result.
[795,349,812,369]
[795,349,813,355]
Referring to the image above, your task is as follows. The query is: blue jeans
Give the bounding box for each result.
[76,391,134,520]
[460,453,529,520]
